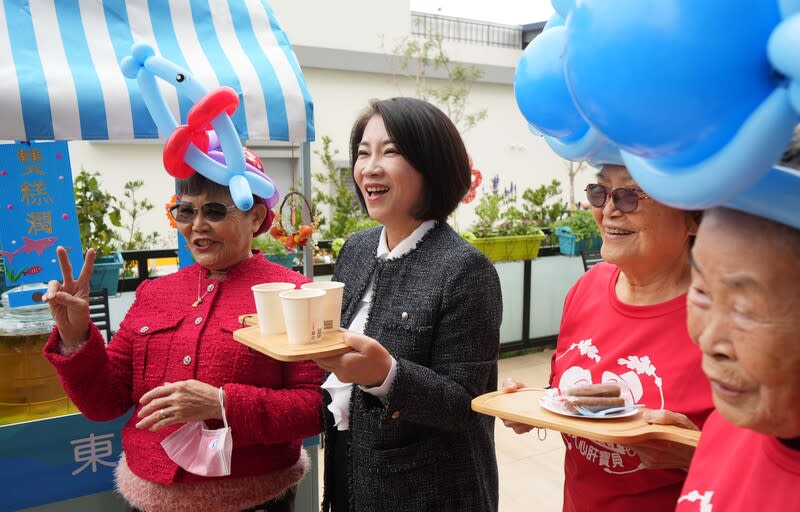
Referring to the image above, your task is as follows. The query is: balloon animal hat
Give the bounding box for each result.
[515,0,800,229]
[120,43,279,216]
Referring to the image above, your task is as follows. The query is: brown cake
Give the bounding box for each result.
[562,383,625,414]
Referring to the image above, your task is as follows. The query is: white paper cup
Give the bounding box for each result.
[251,283,296,335]
[300,281,345,331]
[279,289,326,345]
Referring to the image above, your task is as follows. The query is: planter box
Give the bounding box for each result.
[556,227,602,256]
[264,253,297,269]
[90,251,123,295]
[467,233,545,263]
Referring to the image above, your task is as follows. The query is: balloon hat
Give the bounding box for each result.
[515,0,800,228]
[119,43,278,214]
[514,5,622,167]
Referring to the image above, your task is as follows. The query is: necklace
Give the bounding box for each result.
[192,270,217,308]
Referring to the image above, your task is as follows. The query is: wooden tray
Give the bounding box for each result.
[233,315,350,362]
[472,389,701,447]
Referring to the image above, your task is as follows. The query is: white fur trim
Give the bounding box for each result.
[115,450,309,512]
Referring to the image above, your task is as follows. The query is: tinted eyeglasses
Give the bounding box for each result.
[584,184,649,213]
[169,202,237,223]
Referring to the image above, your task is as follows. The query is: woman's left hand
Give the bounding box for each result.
[628,409,699,471]
[313,331,392,387]
[135,380,222,432]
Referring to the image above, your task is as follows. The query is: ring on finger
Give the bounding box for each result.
[158,409,165,421]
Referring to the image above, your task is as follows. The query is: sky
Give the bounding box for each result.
[409,0,554,25]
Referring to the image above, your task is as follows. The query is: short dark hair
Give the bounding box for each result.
[176,173,261,212]
[176,173,233,200]
[349,97,471,221]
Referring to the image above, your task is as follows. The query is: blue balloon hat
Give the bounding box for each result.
[557,0,800,227]
[513,6,620,165]
[120,43,276,211]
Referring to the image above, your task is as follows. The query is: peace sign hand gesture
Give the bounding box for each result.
[43,246,95,350]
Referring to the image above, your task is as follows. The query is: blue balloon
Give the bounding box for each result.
[556,0,800,229]
[551,0,574,19]
[768,12,800,112]
[624,87,798,208]
[514,27,588,142]
[119,44,276,211]
[543,13,565,30]
[725,165,800,229]
[565,0,782,165]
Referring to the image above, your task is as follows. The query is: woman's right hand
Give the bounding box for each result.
[501,377,535,434]
[43,246,95,349]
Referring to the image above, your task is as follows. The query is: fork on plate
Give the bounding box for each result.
[573,404,644,417]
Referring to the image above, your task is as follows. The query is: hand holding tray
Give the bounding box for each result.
[472,389,701,447]
[233,314,351,362]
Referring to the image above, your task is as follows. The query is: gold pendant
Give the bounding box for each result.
[192,298,202,308]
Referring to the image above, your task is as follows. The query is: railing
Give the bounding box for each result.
[117,240,565,355]
[117,240,337,293]
[411,12,522,49]
[118,249,178,292]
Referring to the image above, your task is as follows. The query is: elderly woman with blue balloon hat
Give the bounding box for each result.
[675,136,800,511]
[502,157,713,512]
[41,150,323,512]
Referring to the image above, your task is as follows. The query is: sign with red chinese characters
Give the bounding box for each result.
[0,141,82,297]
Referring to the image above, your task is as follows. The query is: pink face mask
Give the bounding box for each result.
[161,387,232,477]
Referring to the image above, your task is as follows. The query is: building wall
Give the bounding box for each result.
[66,0,595,243]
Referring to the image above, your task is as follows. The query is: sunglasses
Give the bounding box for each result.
[585,184,649,213]
[169,202,238,223]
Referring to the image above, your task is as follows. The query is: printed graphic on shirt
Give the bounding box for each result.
[677,490,714,512]
[556,338,667,475]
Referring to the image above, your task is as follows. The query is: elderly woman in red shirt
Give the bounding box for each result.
[43,171,323,512]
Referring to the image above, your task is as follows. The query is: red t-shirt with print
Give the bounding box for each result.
[676,410,800,512]
[551,263,714,512]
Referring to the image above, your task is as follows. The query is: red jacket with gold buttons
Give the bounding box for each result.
[44,253,324,485]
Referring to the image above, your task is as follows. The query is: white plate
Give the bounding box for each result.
[539,397,641,420]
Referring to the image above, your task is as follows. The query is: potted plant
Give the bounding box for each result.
[252,235,297,269]
[461,176,567,263]
[118,179,162,278]
[311,136,379,259]
[74,168,124,294]
[552,209,602,256]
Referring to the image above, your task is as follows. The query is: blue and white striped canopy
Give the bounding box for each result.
[0,0,314,142]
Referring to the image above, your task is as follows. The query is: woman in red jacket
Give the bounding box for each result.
[43,171,323,512]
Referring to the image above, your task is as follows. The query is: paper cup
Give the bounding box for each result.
[251,283,296,335]
[279,289,326,345]
[300,281,345,331]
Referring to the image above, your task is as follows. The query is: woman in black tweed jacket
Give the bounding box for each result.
[313,97,502,511]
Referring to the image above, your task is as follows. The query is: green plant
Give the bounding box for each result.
[74,168,122,257]
[119,180,161,251]
[552,210,600,242]
[331,237,345,258]
[118,179,163,277]
[466,176,568,238]
[252,235,293,257]
[388,33,487,133]
[312,136,378,239]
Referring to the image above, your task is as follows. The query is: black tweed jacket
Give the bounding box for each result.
[322,222,501,512]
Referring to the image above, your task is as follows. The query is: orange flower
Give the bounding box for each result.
[165,194,179,229]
